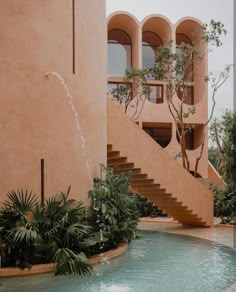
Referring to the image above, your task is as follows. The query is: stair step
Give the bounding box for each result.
[137,188,166,195]
[131,179,154,185]
[131,173,148,179]
[107,151,120,158]
[173,218,203,224]
[145,194,173,202]
[181,221,207,226]
[108,162,134,169]
[160,210,194,217]
[107,157,127,164]
[114,168,141,175]
[132,183,161,190]
[177,216,202,221]
[147,198,177,204]
[156,203,187,210]
[170,212,199,218]
[107,144,208,226]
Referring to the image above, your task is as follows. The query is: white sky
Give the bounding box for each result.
[106,0,234,118]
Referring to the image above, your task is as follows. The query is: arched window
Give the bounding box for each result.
[176,33,192,46]
[176,33,194,104]
[108,29,132,77]
[142,31,162,68]
[176,33,193,82]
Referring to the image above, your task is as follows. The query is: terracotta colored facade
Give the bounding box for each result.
[107,12,208,178]
[0,1,216,224]
[0,1,107,203]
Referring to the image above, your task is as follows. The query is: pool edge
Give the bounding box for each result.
[0,242,128,278]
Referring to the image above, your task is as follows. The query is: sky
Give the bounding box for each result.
[106,0,234,118]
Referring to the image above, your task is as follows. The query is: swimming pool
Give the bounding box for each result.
[1,231,236,292]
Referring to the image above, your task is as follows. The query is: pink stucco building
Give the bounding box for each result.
[0,1,218,226]
[107,12,209,177]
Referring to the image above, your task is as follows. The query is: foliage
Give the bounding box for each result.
[209,110,236,188]
[213,186,236,224]
[53,248,91,276]
[208,147,220,170]
[0,187,92,276]
[0,170,141,275]
[87,165,139,254]
[146,21,231,176]
[130,193,167,218]
[110,66,150,120]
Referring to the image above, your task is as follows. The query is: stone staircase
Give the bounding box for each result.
[107,144,207,226]
[107,100,213,227]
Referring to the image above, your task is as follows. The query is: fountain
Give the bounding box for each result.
[45,72,93,186]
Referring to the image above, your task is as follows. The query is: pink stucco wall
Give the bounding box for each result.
[0,1,107,203]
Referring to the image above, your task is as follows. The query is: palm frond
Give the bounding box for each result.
[3,189,37,214]
[53,248,92,276]
[63,223,90,247]
[7,223,41,246]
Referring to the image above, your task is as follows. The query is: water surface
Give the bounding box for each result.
[1,231,236,292]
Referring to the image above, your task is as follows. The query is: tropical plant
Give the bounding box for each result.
[213,186,236,224]
[110,66,150,120]
[209,110,236,188]
[0,172,143,275]
[53,248,91,276]
[0,189,38,268]
[87,165,139,254]
[130,193,167,218]
[0,187,92,276]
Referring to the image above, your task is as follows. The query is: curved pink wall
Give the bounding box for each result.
[0,1,107,203]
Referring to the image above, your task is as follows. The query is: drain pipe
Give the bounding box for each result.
[41,159,45,207]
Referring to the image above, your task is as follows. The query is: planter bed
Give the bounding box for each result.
[0,243,128,278]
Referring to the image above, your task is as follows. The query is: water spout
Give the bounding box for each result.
[45,72,93,186]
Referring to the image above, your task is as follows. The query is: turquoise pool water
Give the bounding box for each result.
[1,231,236,292]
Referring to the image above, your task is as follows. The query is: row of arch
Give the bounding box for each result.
[107,12,207,105]
[108,29,192,77]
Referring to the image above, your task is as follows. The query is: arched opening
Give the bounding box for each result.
[176,33,194,105]
[176,124,204,150]
[143,122,172,148]
[108,29,132,77]
[142,31,162,69]
[176,33,192,46]
[176,33,194,81]
[142,16,172,82]
[176,19,206,104]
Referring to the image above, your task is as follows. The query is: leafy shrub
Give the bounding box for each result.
[87,166,139,254]
[0,168,141,275]
[131,193,167,218]
[0,188,92,276]
[213,186,236,224]
[0,164,143,275]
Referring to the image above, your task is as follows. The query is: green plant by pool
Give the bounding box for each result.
[1,231,236,292]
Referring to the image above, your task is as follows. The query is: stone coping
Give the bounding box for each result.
[139,217,178,223]
[215,224,236,229]
[0,242,128,278]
